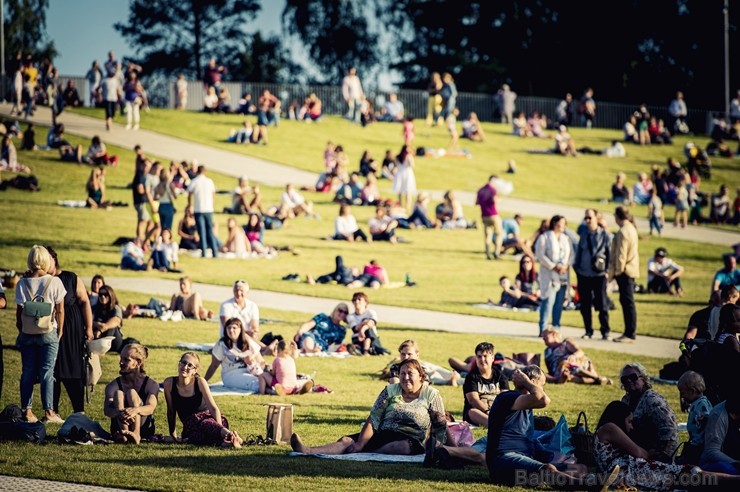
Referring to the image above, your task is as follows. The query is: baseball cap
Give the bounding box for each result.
[655,247,667,258]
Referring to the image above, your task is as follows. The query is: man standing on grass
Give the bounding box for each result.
[104,344,159,444]
[342,66,363,123]
[187,165,218,258]
[476,176,503,260]
[608,206,639,343]
[574,208,611,340]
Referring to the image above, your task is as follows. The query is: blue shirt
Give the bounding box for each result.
[502,218,520,237]
[713,268,740,290]
[486,390,535,457]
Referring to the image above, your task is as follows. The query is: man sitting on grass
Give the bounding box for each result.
[104,343,159,444]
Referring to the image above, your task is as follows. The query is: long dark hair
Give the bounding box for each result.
[97,284,120,320]
[517,255,537,284]
[597,401,631,432]
[221,317,249,350]
[244,213,262,233]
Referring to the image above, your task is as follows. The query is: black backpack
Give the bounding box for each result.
[0,404,47,443]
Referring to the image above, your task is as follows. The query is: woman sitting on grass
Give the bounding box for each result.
[178,206,199,251]
[220,217,250,257]
[541,328,612,385]
[294,303,349,354]
[291,359,447,455]
[269,340,313,395]
[85,167,111,209]
[204,317,270,394]
[334,204,369,242]
[595,400,740,490]
[91,284,124,353]
[86,136,118,166]
[244,213,277,256]
[163,351,243,447]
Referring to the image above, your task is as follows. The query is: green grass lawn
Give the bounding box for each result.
[0,289,681,491]
[0,132,729,339]
[69,107,740,215]
[0,107,713,491]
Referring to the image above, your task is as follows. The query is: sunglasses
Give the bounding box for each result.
[620,373,640,385]
[337,309,349,314]
[584,216,593,221]
[99,292,110,297]
[179,360,197,370]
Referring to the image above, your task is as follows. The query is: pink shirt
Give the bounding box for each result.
[475,183,498,217]
[272,355,298,392]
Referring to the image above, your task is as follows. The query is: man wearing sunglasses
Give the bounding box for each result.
[574,209,612,340]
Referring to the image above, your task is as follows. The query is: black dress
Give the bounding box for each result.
[54,270,86,412]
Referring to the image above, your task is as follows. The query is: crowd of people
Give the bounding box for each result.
[3,58,740,490]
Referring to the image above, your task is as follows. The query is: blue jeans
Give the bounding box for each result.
[649,215,662,235]
[159,202,175,232]
[538,284,567,335]
[151,250,170,270]
[195,212,218,257]
[17,331,59,411]
[490,451,547,485]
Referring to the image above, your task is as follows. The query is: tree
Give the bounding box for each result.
[114,0,260,79]
[282,0,380,84]
[3,0,56,69]
[229,32,300,83]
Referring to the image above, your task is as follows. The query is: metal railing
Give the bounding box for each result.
[59,74,719,134]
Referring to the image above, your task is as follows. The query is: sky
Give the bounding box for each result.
[47,0,285,76]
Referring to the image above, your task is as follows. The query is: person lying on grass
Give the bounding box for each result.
[163,351,243,447]
[291,358,447,455]
[104,343,159,444]
[541,328,612,385]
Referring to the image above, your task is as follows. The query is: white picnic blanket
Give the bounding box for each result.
[472,303,535,313]
[176,342,215,352]
[288,452,423,463]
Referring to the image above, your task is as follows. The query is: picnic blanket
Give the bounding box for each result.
[288,452,424,463]
[472,303,536,313]
[57,200,87,208]
[176,342,215,352]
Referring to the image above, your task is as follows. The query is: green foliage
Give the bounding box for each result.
[114,0,262,79]
[3,0,56,64]
[283,0,380,83]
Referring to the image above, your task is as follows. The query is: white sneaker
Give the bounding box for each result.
[170,310,183,322]
[125,124,131,130]
[133,124,139,131]
[159,310,173,321]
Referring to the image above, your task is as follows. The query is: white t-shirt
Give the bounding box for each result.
[347,309,378,331]
[368,215,392,234]
[187,175,216,213]
[102,77,119,102]
[231,185,251,210]
[647,257,681,283]
[219,297,259,337]
[335,215,359,236]
[15,275,67,330]
[211,340,262,376]
[281,189,305,208]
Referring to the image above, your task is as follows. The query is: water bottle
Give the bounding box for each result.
[405,273,411,285]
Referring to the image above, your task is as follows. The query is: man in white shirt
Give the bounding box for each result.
[341,66,364,123]
[647,247,684,296]
[280,183,314,218]
[187,165,218,257]
[219,280,260,338]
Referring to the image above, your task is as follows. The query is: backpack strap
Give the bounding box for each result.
[37,275,54,301]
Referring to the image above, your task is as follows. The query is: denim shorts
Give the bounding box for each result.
[491,451,546,485]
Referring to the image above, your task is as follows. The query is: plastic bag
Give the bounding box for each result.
[446,421,475,447]
[536,414,575,462]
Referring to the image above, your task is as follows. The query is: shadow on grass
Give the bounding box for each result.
[634,296,705,307]
[99,453,488,483]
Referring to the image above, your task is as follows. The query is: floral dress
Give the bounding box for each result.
[368,383,447,449]
[594,437,693,491]
[622,390,679,459]
[300,313,346,351]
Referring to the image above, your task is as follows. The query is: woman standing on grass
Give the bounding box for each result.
[163,351,243,447]
[392,145,417,214]
[14,245,66,424]
[46,247,93,415]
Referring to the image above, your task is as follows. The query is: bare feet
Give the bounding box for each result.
[450,371,460,387]
[306,274,316,285]
[119,429,141,444]
[113,431,128,444]
[225,430,243,448]
[290,433,309,454]
[274,384,287,396]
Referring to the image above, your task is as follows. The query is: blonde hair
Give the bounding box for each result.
[398,339,419,354]
[677,370,705,394]
[123,343,149,374]
[541,327,561,340]
[27,245,52,272]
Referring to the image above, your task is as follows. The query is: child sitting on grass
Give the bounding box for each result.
[677,370,712,464]
[268,340,313,395]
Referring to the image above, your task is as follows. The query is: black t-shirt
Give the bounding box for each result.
[462,365,509,423]
[688,305,712,341]
[132,170,147,205]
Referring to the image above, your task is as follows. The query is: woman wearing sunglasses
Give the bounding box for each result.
[294,303,349,354]
[619,362,678,463]
[91,285,124,353]
[163,351,242,447]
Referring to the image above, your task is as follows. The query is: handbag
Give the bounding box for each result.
[20,277,55,334]
[536,415,575,462]
[569,411,596,466]
[265,403,293,444]
[446,421,475,447]
[587,233,607,273]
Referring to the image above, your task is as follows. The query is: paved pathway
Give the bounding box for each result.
[107,277,679,358]
[3,103,737,247]
[0,475,137,491]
